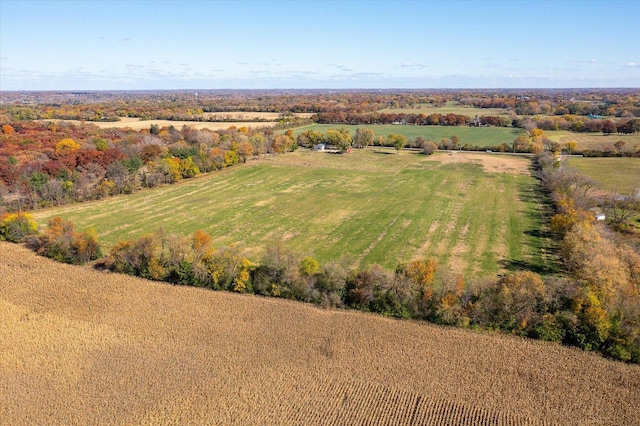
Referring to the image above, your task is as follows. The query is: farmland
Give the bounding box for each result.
[568,157,640,194]
[378,103,511,116]
[544,130,640,152]
[30,149,551,278]
[289,123,522,147]
[36,117,279,131]
[1,241,639,425]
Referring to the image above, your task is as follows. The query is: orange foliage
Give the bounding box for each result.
[406,258,437,300]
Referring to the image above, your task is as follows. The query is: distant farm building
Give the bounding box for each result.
[313,143,327,151]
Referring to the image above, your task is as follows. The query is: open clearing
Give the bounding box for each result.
[31,150,551,278]
[568,157,640,194]
[378,104,511,116]
[202,111,314,120]
[290,124,522,147]
[1,242,638,425]
[545,130,640,152]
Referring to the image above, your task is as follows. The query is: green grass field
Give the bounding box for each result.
[545,130,640,152]
[31,150,553,278]
[378,104,510,116]
[289,124,522,147]
[568,157,640,194]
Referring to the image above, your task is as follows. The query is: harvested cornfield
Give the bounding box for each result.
[1,242,639,425]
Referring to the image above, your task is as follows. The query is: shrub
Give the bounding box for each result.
[0,212,38,242]
[422,141,438,155]
[28,217,101,264]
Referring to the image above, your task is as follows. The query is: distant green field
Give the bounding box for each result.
[378,105,510,116]
[289,124,522,147]
[31,150,553,278]
[545,130,640,152]
[568,157,640,194]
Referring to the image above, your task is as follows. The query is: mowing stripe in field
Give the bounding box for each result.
[30,150,552,278]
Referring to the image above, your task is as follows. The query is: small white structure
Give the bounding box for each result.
[590,208,606,221]
[313,143,327,151]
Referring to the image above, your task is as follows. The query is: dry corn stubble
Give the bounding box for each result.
[1,241,639,425]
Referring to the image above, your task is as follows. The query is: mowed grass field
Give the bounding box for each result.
[31,150,551,278]
[378,104,511,116]
[545,130,640,152]
[2,242,639,425]
[290,124,522,147]
[568,157,640,194]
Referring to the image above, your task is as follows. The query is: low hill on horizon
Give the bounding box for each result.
[1,242,639,425]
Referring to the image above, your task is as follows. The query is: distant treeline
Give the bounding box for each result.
[3,88,639,123]
[314,111,640,136]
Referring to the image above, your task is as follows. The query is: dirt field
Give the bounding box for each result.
[202,111,314,120]
[425,151,532,175]
[37,117,277,131]
[1,242,638,425]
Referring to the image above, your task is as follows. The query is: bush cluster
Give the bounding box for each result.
[27,217,101,265]
[0,211,38,242]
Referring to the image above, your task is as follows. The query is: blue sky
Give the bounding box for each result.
[1,0,639,90]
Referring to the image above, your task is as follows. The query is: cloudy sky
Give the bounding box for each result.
[1,0,639,90]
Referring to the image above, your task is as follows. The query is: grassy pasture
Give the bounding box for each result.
[202,111,314,120]
[568,157,640,194]
[290,124,522,147]
[2,242,639,425]
[378,104,511,116]
[31,150,551,278]
[545,130,640,152]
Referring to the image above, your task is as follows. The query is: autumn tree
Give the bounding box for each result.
[477,271,546,333]
[296,129,323,148]
[602,120,617,135]
[55,138,81,154]
[353,128,375,149]
[28,217,101,264]
[603,190,638,230]
[236,140,254,162]
[387,133,407,154]
[271,134,293,154]
[422,140,437,155]
[613,140,626,156]
[0,211,38,242]
[565,141,577,155]
[450,135,460,149]
[513,134,531,152]
[324,128,352,152]
[404,258,437,300]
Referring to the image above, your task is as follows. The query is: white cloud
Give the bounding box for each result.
[625,62,639,68]
[399,62,429,70]
[329,64,354,72]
